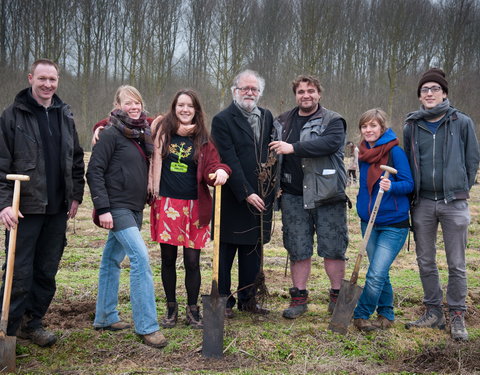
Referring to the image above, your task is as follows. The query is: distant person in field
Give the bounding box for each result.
[345,141,359,185]
[211,69,277,318]
[86,85,167,349]
[148,89,230,329]
[0,58,85,347]
[269,75,348,319]
[353,109,413,332]
[403,68,480,341]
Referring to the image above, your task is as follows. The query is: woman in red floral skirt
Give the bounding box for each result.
[148,89,231,329]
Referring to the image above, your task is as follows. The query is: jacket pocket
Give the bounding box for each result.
[314,170,339,202]
[12,160,36,175]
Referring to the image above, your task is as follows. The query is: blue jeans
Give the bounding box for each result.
[353,223,408,321]
[94,226,159,335]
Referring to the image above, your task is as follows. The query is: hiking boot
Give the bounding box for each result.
[161,302,178,328]
[328,289,339,314]
[450,310,468,341]
[225,307,235,319]
[140,330,168,349]
[354,318,378,332]
[186,305,203,329]
[371,315,394,330]
[94,321,131,331]
[282,287,308,319]
[405,305,446,330]
[18,327,57,347]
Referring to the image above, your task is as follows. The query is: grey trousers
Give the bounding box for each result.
[412,198,470,311]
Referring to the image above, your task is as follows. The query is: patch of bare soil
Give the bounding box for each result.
[44,299,96,330]
[397,340,480,374]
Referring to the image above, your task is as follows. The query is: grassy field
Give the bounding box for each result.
[3,165,480,374]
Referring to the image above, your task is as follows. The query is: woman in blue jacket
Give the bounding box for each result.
[353,108,414,332]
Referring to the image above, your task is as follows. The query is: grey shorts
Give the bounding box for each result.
[280,193,348,261]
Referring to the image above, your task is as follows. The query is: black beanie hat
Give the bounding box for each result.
[417,68,448,97]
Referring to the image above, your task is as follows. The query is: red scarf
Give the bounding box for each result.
[358,138,399,194]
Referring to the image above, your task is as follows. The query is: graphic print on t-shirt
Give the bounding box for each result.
[169,142,192,173]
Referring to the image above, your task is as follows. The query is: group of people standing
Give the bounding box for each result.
[0,59,478,354]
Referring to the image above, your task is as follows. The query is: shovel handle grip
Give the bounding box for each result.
[350,165,397,284]
[1,175,29,324]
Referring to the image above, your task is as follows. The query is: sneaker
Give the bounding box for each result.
[371,315,394,330]
[94,321,131,331]
[450,310,468,341]
[225,307,235,319]
[161,302,178,328]
[282,287,308,319]
[18,327,57,347]
[328,289,339,315]
[140,330,168,349]
[405,305,446,330]
[186,305,203,329]
[353,318,378,332]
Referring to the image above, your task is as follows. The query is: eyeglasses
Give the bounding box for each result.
[420,85,442,94]
[236,86,260,95]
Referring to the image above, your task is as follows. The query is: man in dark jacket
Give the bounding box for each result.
[269,75,348,319]
[0,59,85,346]
[403,68,479,341]
[211,69,276,317]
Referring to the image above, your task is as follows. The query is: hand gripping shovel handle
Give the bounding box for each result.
[1,175,30,334]
[350,165,397,285]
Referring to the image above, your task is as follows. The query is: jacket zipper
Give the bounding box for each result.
[45,108,53,136]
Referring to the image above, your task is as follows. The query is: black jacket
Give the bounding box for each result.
[86,125,149,213]
[211,102,275,245]
[0,88,85,213]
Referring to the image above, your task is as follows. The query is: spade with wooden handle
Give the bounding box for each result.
[0,174,30,373]
[202,174,227,358]
[328,165,397,334]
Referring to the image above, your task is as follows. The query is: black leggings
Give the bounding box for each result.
[160,243,201,306]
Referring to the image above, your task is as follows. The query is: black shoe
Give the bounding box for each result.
[238,303,269,315]
[225,307,235,319]
[18,327,57,347]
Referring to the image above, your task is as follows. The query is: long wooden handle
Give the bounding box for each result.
[208,173,221,292]
[350,165,397,284]
[212,184,221,286]
[1,174,30,329]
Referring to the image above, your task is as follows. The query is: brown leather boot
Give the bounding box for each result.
[372,315,394,330]
[161,302,178,328]
[140,330,168,348]
[186,305,203,329]
[353,318,378,332]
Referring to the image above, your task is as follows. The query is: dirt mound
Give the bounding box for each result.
[398,340,480,374]
[44,299,96,330]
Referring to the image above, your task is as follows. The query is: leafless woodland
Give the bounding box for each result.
[1,0,479,148]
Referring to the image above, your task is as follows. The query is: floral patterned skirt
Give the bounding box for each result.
[150,196,210,249]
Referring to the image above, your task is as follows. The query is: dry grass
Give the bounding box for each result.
[1,166,479,374]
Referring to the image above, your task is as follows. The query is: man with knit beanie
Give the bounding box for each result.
[403,68,479,341]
